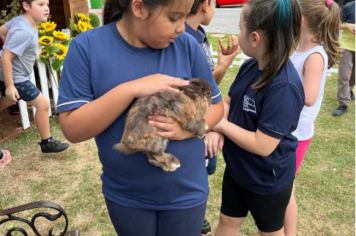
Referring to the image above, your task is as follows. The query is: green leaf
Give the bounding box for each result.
[46,45,61,55]
[69,18,75,31]
[62,38,72,47]
[52,59,64,72]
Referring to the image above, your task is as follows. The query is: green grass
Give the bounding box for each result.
[0,33,354,236]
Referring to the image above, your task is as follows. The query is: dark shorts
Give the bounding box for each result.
[105,198,207,236]
[0,80,40,102]
[220,169,293,233]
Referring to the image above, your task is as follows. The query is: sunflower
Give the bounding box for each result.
[53,30,69,41]
[40,49,49,59]
[84,21,93,30]
[37,25,46,35]
[38,36,54,46]
[77,21,87,32]
[77,13,90,22]
[53,43,68,60]
[41,21,57,32]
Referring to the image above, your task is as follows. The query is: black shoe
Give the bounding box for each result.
[350,90,355,101]
[201,218,212,236]
[10,102,20,115]
[39,137,69,153]
[332,105,348,117]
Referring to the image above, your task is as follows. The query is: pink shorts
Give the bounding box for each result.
[295,138,313,176]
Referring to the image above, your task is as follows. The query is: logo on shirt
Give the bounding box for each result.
[243,95,256,113]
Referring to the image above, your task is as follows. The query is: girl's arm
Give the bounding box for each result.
[213,95,280,157]
[303,53,324,107]
[1,49,19,101]
[59,75,190,143]
[0,24,8,42]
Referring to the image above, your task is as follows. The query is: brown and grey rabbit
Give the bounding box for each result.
[115,78,212,172]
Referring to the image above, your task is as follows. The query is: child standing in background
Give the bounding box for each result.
[0,0,69,153]
[57,0,224,235]
[185,0,239,234]
[284,0,341,235]
[205,0,304,235]
[332,0,355,116]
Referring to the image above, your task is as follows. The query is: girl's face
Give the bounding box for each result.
[25,0,50,23]
[238,8,250,56]
[138,0,194,49]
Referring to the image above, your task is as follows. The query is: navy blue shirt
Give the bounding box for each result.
[341,1,355,24]
[57,22,222,210]
[185,23,215,71]
[223,59,304,195]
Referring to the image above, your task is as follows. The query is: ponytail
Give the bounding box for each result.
[244,0,302,94]
[300,0,341,69]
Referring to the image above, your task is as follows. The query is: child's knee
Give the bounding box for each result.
[32,96,49,111]
[219,213,244,228]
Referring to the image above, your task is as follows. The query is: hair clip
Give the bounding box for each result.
[326,0,333,7]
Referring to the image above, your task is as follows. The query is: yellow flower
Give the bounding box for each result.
[41,21,56,32]
[40,49,49,59]
[53,43,68,60]
[84,21,93,30]
[77,13,90,22]
[38,36,54,46]
[53,30,69,41]
[77,21,87,32]
[37,25,46,35]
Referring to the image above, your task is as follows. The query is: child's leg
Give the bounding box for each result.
[215,169,247,236]
[28,93,50,139]
[157,202,206,236]
[0,96,16,112]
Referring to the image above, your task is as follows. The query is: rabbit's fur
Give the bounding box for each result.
[115,78,212,172]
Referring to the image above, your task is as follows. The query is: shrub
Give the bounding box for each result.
[89,13,100,28]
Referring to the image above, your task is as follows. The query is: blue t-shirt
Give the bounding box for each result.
[341,1,355,24]
[57,22,222,210]
[223,59,304,195]
[185,23,215,71]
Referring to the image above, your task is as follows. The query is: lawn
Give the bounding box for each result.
[0,33,354,236]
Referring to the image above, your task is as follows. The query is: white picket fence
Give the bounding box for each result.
[210,45,339,76]
[19,45,59,130]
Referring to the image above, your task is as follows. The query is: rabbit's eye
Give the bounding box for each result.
[206,91,211,96]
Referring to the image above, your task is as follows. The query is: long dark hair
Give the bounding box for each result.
[243,0,302,94]
[300,0,341,69]
[103,0,176,25]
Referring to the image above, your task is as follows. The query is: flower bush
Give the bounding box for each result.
[69,13,94,38]
[38,21,70,73]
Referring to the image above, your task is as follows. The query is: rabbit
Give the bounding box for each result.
[115,78,212,172]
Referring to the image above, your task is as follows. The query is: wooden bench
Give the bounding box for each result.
[0,201,79,236]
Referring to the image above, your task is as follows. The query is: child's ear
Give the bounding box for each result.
[131,0,149,19]
[251,31,261,48]
[201,1,209,13]
[22,1,31,11]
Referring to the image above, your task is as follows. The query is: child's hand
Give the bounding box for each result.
[5,85,20,102]
[218,35,240,56]
[147,113,195,140]
[204,131,225,158]
[127,74,189,98]
[217,36,240,70]
[346,23,356,34]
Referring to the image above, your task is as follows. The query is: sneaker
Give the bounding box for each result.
[201,218,212,236]
[351,90,355,101]
[10,102,20,115]
[332,105,348,117]
[0,150,12,171]
[39,137,69,153]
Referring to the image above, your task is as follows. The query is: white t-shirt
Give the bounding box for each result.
[291,45,328,141]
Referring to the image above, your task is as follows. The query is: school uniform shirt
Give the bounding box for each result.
[0,15,38,84]
[223,59,304,195]
[185,23,215,71]
[57,22,222,210]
